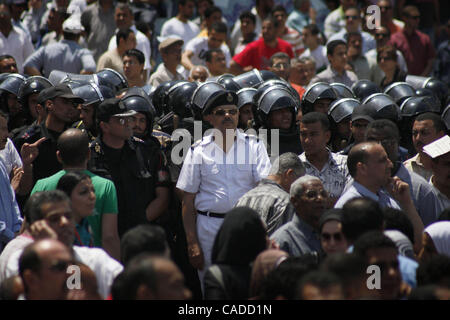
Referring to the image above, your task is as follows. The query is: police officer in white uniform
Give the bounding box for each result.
[176,83,271,293]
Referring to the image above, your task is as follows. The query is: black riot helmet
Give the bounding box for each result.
[0,73,27,97]
[328,98,360,124]
[216,74,241,92]
[442,104,450,131]
[232,69,277,89]
[167,81,198,119]
[237,87,258,110]
[301,82,338,114]
[96,68,128,93]
[49,70,95,87]
[72,82,115,106]
[17,76,52,110]
[255,79,301,107]
[361,93,401,122]
[151,80,183,117]
[191,81,227,120]
[255,86,297,129]
[352,79,381,102]
[406,75,449,109]
[330,83,355,99]
[383,82,416,106]
[121,88,156,135]
[400,96,441,118]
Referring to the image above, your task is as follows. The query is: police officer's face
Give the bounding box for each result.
[51,97,81,123]
[350,119,369,143]
[79,103,95,129]
[313,99,333,114]
[268,107,293,130]
[129,112,147,136]
[366,129,399,166]
[6,93,21,116]
[105,116,133,140]
[412,120,443,153]
[300,121,331,156]
[238,104,254,129]
[210,105,239,133]
[27,93,39,120]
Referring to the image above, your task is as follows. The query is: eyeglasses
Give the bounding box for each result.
[213,108,238,116]
[111,117,131,125]
[321,232,343,242]
[345,15,359,20]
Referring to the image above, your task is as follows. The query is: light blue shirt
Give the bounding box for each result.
[23,39,96,77]
[0,159,22,250]
[327,29,376,54]
[335,180,401,209]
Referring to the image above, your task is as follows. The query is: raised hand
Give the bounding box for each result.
[10,167,24,193]
[20,137,46,166]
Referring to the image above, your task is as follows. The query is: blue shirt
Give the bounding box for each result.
[334,181,401,209]
[270,215,322,257]
[0,160,22,250]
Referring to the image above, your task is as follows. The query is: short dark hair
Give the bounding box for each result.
[204,5,221,19]
[416,254,450,288]
[56,171,91,199]
[111,253,158,300]
[327,40,347,56]
[178,0,195,6]
[402,5,419,18]
[120,225,169,266]
[24,190,70,224]
[18,243,42,286]
[383,208,415,245]
[414,112,446,133]
[123,49,145,65]
[353,231,397,258]
[304,24,320,35]
[272,4,287,15]
[57,128,90,166]
[0,54,15,62]
[270,52,290,66]
[296,271,342,299]
[204,48,224,63]
[116,28,134,47]
[300,111,330,131]
[366,119,400,142]
[262,16,280,29]
[239,11,256,24]
[341,197,384,243]
[209,21,227,34]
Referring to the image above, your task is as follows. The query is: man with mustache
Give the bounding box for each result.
[176,87,271,293]
[404,113,446,182]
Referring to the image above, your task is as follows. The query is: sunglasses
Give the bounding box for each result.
[321,232,343,242]
[213,109,238,116]
[345,15,359,20]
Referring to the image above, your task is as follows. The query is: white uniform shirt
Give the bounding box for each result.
[299,150,350,199]
[0,26,34,74]
[176,129,271,213]
[185,36,232,68]
[160,17,200,50]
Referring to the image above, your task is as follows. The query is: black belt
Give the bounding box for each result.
[197,210,226,218]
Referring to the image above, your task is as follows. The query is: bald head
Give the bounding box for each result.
[347,142,378,177]
[57,128,90,167]
[189,65,210,83]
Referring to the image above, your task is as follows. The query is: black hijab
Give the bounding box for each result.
[211,207,268,266]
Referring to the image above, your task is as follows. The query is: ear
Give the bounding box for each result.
[45,100,53,112]
[99,121,108,134]
[22,269,39,292]
[56,150,63,164]
[325,130,331,143]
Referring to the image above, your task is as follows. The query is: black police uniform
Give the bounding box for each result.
[13,121,64,183]
[88,135,171,237]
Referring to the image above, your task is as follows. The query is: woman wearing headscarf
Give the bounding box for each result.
[418,221,450,262]
[203,207,268,300]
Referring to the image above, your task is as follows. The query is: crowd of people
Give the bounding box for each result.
[0,0,449,301]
